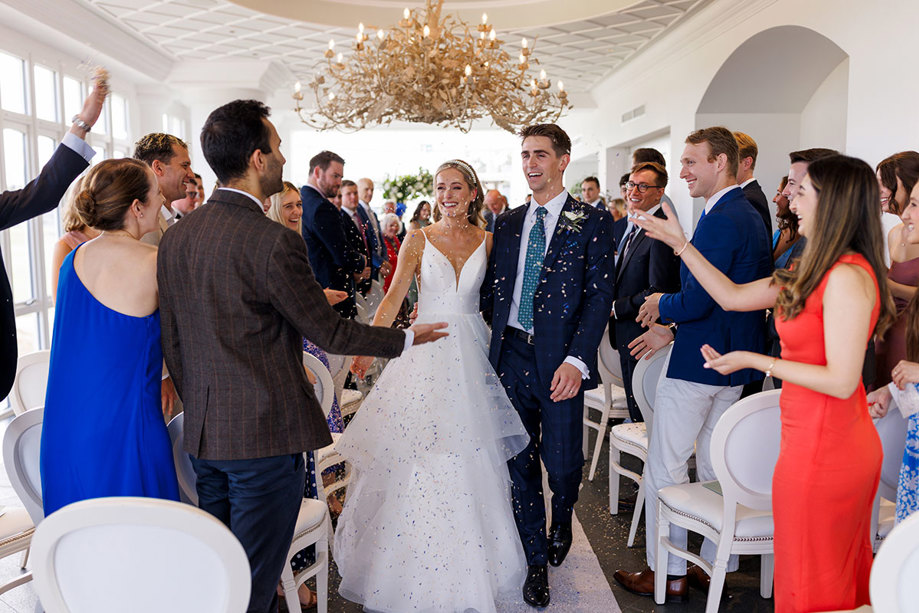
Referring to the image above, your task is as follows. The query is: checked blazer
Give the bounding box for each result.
[158,188,405,461]
[482,194,615,390]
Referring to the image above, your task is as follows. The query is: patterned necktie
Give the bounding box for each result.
[620,225,637,259]
[354,211,369,250]
[518,206,547,330]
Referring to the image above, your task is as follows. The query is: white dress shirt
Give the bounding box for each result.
[61,131,95,163]
[216,188,416,352]
[508,190,588,378]
[704,185,742,215]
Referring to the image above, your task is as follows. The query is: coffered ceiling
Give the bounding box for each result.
[82,0,712,96]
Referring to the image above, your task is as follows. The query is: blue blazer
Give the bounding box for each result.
[482,195,615,390]
[356,204,387,271]
[659,187,773,386]
[300,186,365,317]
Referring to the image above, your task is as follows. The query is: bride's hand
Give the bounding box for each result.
[351,356,374,378]
[633,202,686,251]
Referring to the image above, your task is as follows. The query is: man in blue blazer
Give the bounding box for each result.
[614,127,773,600]
[300,151,367,318]
[482,124,614,607]
[0,77,105,399]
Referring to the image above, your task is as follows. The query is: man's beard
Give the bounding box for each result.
[261,160,284,197]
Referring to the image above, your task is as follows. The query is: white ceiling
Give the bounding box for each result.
[82,0,713,95]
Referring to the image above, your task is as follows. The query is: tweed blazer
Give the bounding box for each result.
[158,189,405,461]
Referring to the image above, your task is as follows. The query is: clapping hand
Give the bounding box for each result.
[891,360,919,389]
[628,324,674,360]
[867,386,893,419]
[633,202,686,251]
[636,293,662,328]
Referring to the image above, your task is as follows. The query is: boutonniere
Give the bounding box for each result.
[559,210,586,233]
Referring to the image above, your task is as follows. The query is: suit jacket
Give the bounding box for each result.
[612,216,628,254]
[301,185,365,318]
[357,203,387,271]
[0,143,88,398]
[658,186,773,386]
[158,189,406,461]
[483,208,495,233]
[482,195,615,390]
[743,180,773,242]
[609,207,682,350]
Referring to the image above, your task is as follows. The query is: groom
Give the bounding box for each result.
[483,124,615,607]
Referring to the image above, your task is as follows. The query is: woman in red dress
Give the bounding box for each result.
[636,155,894,612]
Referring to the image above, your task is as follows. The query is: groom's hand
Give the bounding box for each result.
[550,363,582,402]
[409,322,449,345]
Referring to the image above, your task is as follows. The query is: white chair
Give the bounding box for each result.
[583,327,629,481]
[608,343,671,547]
[303,352,334,416]
[354,297,370,324]
[872,406,909,552]
[168,403,331,613]
[3,407,46,526]
[655,389,781,612]
[31,496,251,613]
[869,510,919,613]
[302,353,351,503]
[325,354,363,423]
[9,350,50,416]
[166,413,198,506]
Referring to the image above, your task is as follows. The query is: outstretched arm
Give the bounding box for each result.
[701,264,875,399]
[636,202,778,314]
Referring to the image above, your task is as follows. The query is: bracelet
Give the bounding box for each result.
[71,115,91,133]
[764,358,777,378]
[674,240,690,256]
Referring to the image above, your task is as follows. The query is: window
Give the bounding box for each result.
[0,51,134,398]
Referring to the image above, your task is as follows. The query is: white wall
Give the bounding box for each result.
[799,59,849,153]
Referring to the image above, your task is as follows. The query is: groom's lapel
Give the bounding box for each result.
[540,195,579,278]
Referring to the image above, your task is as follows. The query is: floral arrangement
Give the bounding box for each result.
[382,168,434,203]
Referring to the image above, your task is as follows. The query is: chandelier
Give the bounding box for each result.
[292,0,570,133]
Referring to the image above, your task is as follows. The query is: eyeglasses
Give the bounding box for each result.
[626,181,663,193]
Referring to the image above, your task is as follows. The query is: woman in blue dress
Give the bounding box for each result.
[41,158,179,515]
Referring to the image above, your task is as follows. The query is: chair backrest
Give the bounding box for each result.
[354,299,369,324]
[876,407,909,496]
[597,326,624,387]
[167,413,198,506]
[324,353,348,380]
[711,389,783,512]
[31,496,250,613]
[2,407,46,525]
[631,342,672,426]
[302,353,334,419]
[366,279,384,312]
[10,350,51,416]
[870,510,919,613]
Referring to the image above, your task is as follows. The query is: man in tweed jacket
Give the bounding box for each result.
[158,99,446,613]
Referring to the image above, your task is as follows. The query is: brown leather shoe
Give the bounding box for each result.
[613,567,687,602]
[687,564,710,593]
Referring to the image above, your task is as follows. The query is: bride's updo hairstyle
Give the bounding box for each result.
[74,158,153,231]
[433,159,485,228]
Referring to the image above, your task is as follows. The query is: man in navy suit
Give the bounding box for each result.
[357,178,390,281]
[609,161,681,422]
[580,175,607,215]
[734,131,773,240]
[614,127,773,600]
[300,151,367,318]
[483,124,614,607]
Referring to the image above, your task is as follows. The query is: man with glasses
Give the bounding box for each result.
[609,162,681,422]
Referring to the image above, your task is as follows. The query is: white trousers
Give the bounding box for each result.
[644,354,742,575]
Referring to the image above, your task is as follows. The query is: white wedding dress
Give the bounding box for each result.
[334,230,529,613]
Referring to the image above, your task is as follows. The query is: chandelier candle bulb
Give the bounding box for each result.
[482,13,487,23]
[423,24,430,37]
[403,7,410,19]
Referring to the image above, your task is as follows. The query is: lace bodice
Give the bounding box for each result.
[417,231,486,316]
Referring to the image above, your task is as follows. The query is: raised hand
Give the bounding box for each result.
[636,292,662,328]
[891,360,919,389]
[628,324,673,360]
[700,344,755,375]
[633,202,686,251]
[71,67,109,136]
[408,321,449,345]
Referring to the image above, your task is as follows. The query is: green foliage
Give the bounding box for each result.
[382,168,434,202]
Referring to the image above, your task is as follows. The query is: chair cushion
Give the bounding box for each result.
[611,423,647,449]
[659,482,773,539]
[295,499,328,536]
[340,389,363,407]
[0,507,34,557]
[584,388,606,410]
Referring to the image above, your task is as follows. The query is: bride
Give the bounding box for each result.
[337,160,529,612]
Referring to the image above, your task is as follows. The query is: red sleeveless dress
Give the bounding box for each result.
[772,253,882,613]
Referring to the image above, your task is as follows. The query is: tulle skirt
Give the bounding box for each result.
[334,311,529,613]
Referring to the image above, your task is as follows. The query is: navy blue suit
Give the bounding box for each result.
[356,204,386,274]
[610,207,682,420]
[658,187,773,386]
[300,185,365,318]
[612,216,628,254]
[482,194,614,565]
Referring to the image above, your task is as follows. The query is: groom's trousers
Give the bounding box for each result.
[499,332,584,566]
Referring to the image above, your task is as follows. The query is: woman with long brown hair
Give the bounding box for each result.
[636,154,893,613]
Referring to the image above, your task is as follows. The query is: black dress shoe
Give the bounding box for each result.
[547,523,573,567]
[523,564,550,608]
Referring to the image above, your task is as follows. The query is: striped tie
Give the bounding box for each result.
[518,206,547,330]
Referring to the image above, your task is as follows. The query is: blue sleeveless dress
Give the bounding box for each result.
[40,246,179,516]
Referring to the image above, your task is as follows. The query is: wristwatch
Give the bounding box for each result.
[71,115,91,133]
